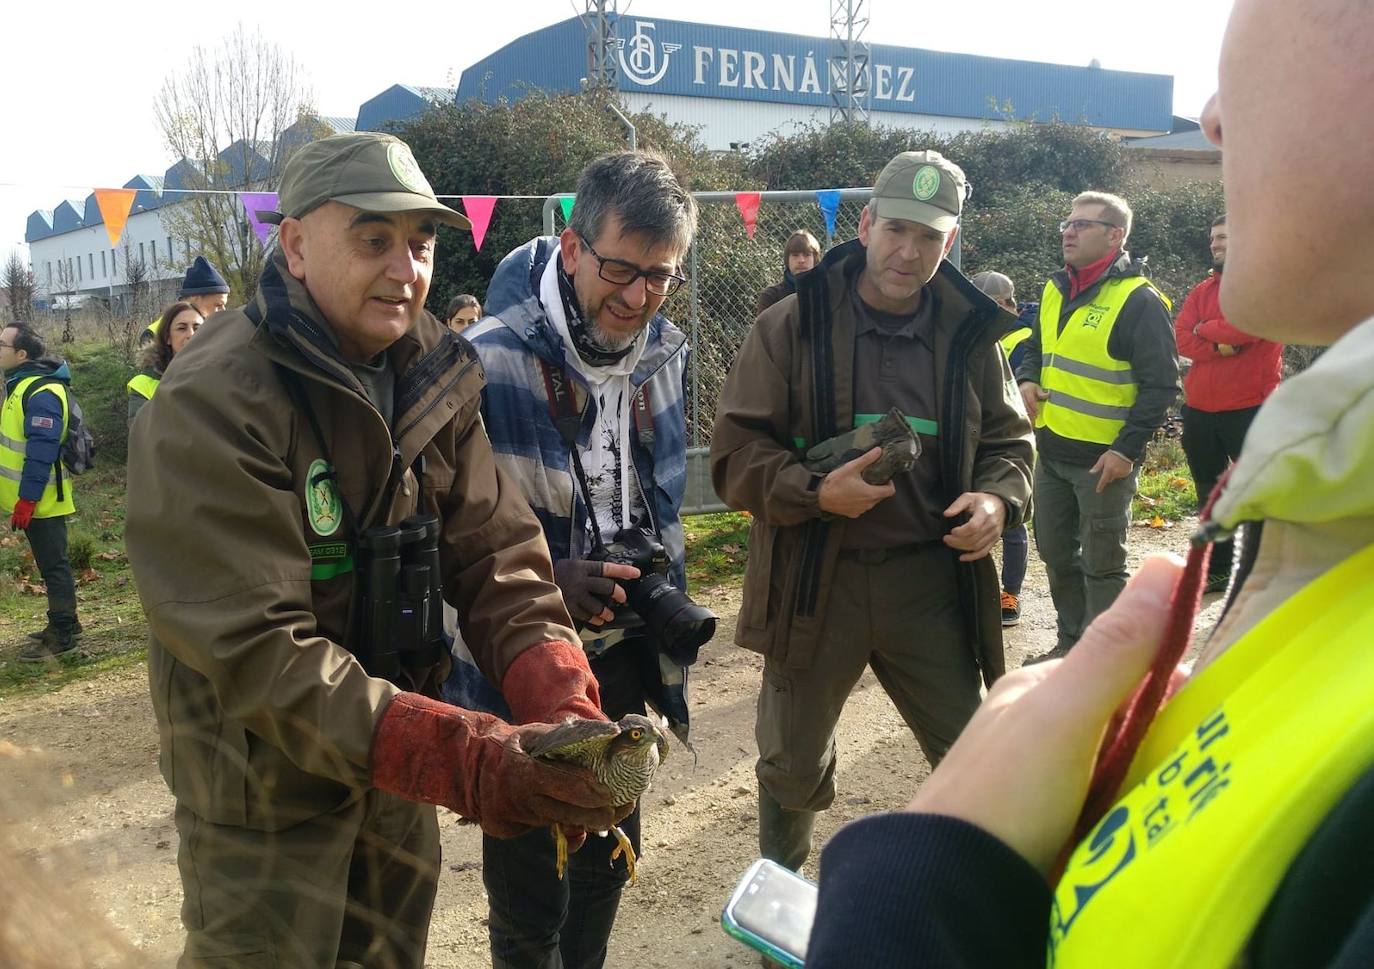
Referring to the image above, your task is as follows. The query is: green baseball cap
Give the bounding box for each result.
[260,132,470,229]
[871,150,967,232]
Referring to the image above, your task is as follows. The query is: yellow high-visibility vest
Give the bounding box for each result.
[1000,326,1032,358]
[1051,542,1374,969]
[0,375,74,517]
[127,371,160,401]
[1035,276,1167,445]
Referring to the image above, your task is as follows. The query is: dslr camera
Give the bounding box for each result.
[588,527,716,665]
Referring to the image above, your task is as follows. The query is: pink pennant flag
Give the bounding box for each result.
[239,192,280,246]
[93,189,138,246]
[461,196,498,251]
[735,192,762,240]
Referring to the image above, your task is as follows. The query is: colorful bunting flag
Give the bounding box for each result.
[558,195,575,224]
[816,190,841,238]
[93,189,138,246]
[735,192,762,240]
[461,196,498,252]
[239,192,280,246]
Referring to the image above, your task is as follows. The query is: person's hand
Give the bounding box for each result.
[1019,381,1049,421]
[1089,450,1134,494]
[817,447,896,518]
[553,558,640,627]
[9,499,35,531]
[1217,343,1237,357]
[907,556,1182,875]
[370,693,629,839]
[942,492,1007,562]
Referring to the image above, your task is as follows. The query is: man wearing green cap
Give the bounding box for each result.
[125,131,628,968]
[711,149,1034,875]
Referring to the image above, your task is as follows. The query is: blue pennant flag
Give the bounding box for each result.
[816,190,841,237]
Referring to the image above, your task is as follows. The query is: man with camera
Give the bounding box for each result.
[461,150,706,969]
[710,150,1034,876]
[125,132,627,969]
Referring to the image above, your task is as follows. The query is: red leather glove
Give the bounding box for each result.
[501,639,606,725]
[369,692,628,838]
[10,499,36,531]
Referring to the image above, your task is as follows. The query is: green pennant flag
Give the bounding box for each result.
[559,195,575,224]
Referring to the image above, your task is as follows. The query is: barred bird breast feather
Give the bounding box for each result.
[525,713,670,881]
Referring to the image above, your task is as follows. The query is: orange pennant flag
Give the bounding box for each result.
[94,188,138,246]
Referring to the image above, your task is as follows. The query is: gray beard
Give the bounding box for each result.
[587,320,641,353]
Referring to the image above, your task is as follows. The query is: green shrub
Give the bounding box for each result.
[67,527,96,572]
[57,340,131,466]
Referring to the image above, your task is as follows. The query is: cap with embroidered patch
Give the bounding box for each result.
[871,150,968,232]
[260,132,470,230]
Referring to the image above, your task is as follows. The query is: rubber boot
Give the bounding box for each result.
[757,781,815,873]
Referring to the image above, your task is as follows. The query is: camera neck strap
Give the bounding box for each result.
[538,357,608,551]
[538,357,657,554]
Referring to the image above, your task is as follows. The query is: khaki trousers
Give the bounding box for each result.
[174,790,440,969]
[756,545,983,815]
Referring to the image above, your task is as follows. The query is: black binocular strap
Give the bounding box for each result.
[274,364,363,545]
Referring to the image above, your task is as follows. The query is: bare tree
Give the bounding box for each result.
[53,256,78,344]
[112,245,150,366]
[154,24,323,301]
[2,251,36,323]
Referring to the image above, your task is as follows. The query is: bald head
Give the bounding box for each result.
[1202,0,1374,345]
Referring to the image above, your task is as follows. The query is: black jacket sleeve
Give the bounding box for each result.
[1107,286,1180,461]
[807,813,1051,969]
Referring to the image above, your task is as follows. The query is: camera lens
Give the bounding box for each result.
[626,573,717,665]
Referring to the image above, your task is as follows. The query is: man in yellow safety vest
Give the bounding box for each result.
[1016,192,1179,661]
[0,322,81,661]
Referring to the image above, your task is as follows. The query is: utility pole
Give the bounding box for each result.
[584,0,619,92]
[580,0,637,149]
[829,0,872,126]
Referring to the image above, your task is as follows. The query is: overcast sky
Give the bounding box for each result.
[0,0,1231,259]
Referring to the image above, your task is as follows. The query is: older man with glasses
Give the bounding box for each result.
[460,149,700,969]
[1016,191,1179,662]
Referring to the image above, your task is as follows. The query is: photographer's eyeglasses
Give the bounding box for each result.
[1059,218,1121,234]
[579,235,687,297]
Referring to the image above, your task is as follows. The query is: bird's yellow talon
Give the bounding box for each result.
[609,825,638,885]
[553,824,569,879]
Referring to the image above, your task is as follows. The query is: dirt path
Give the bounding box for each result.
[0,522,1221,967]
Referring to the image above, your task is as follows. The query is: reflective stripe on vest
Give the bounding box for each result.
[127,372,160,400]
[1036,276,1162,445]
[0,375,74,518]
[1050,542,1374,969]
[999,326,1032,357]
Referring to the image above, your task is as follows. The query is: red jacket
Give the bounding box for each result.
[1174,272,1283,412]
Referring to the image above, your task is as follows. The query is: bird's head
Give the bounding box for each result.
[606,713,670,769]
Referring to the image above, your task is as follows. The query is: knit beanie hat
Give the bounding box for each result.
[179,256,230,296]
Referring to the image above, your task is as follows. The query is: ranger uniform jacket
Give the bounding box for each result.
[126,250,577,830]
[710,240,1034,683]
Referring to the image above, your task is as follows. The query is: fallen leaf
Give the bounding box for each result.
[1148,515,1166,529]
[96,550,123,561]
[1169,476,1192,489]
[721,544,740,554]
[77,568,100,584]
[19,580,46,596]
[0,536,17,548]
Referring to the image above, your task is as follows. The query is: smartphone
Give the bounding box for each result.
[721,858,819,968]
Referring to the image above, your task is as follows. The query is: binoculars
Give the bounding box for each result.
[353,514,448,682]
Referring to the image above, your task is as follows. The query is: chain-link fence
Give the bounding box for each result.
[546,189,873,448]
